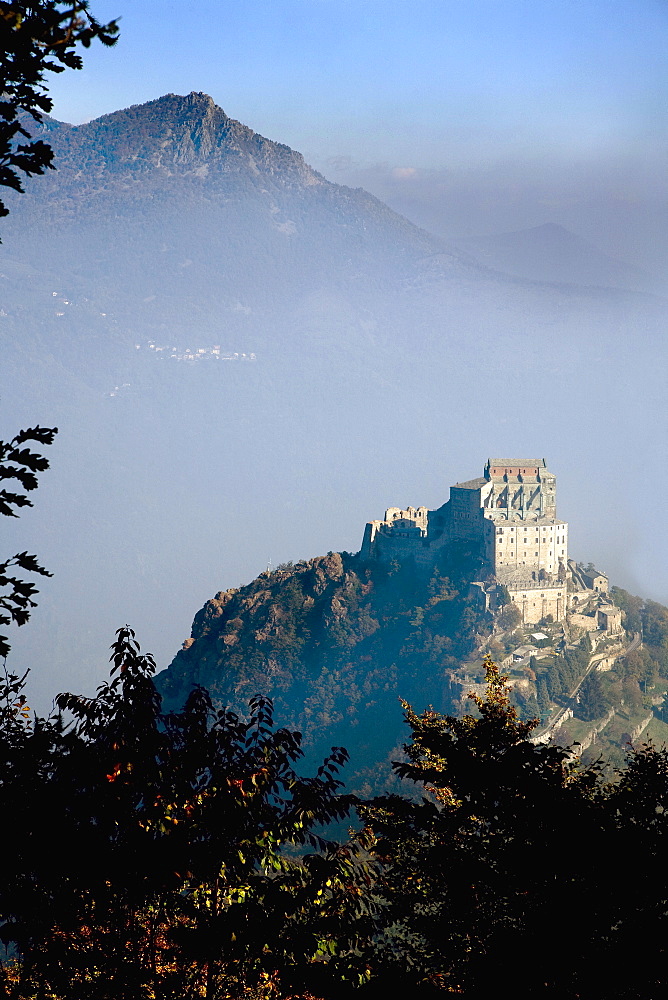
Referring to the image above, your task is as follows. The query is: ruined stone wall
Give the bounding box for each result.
[384,506,428,530]
[449,483,490,542]
[372,530,434,567]
[360,509,435,566]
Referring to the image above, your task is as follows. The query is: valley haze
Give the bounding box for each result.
[2,92,666,712]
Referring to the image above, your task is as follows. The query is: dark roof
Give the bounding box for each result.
[452,477,487,490]
[582,568,607,581]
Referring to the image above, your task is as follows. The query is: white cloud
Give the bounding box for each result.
[391,166,418,180]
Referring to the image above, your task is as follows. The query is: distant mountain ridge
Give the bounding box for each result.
[5,92,658,348]
[10,91,452,268]
[5,91,479,367]
[14,96,658,297]
[456,222,660,294]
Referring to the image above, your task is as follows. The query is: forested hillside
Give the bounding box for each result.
[158,545,489,791]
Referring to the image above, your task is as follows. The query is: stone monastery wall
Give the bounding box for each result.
[359,457,574,623]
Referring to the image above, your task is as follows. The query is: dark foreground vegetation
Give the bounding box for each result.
[2,639,668,999]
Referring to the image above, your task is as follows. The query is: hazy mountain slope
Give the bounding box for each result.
[456,222,660,293]
[4,93,461,348]
[1,92,666,711]
[5,94,657,365]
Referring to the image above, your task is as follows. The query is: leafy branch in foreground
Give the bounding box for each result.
[0,424,57,657]
[0,1,119,219]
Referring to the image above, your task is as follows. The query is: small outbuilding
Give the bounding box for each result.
[512,645,539,662]
[598,605,622,634]
[582,569,608,594]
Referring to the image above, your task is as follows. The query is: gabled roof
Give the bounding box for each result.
[582,568,608,581]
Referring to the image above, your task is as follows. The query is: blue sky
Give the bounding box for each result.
[48,0,668,262]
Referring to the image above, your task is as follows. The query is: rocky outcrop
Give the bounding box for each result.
[155,551,481,791]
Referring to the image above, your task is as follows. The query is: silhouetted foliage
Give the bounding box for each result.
[0,627,375,999]
[0,1,118,220]
[360,657,668,998]
[6,631,668,997]
[0,423,57,656]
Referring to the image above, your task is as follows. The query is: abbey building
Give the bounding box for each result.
[360,458,577,624]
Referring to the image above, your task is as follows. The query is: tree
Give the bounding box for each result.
[611,586,644,633]
[498,601,521,630]
[577,670,607,721]
[536,674,550,715]
[360,657,668,998]
[0,628,375,999]
[0,1,119,220]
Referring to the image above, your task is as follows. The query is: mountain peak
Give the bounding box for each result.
[43,92,323,188]
[137,90,226,122]
[88,90,232,142]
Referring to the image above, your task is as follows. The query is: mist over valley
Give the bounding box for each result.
[2,92,666,710]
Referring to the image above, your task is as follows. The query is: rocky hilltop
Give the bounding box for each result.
[158,544,668,789]
[157,548,481,791]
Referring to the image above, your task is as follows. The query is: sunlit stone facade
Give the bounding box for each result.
[360,458,570,622]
